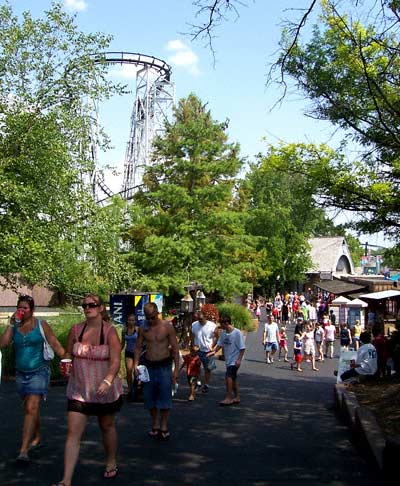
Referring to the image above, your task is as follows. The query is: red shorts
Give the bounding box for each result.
[295,355,303,363]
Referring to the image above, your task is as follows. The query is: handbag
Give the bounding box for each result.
[38,320,55,361]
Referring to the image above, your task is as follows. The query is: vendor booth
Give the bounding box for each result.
[359,289,400,335]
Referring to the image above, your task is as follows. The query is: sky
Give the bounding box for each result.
[7,0,393,248]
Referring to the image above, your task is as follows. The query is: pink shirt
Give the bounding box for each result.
[324,324,336,342]
[67,323,123,404]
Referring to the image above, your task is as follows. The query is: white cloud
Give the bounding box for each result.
[108,64,140,79]
[166,39,200,76]
[64,0,88,12]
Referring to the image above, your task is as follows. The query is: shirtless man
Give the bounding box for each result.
[134,302,179,441]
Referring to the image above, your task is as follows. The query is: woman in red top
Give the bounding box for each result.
[54,294,123,485]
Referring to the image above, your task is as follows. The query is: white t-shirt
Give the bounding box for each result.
[264,322,279,343]
[315,327,325,343]
[308,305,317,321]
[192,320,217,352]
[217,328,245,366]
[356,343,378,375]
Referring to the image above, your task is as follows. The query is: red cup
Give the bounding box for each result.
[15,308,25,324]
[60,358,72,377]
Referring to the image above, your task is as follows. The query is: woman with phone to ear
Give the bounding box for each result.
[54,294,123,486]
[0,295,65,464]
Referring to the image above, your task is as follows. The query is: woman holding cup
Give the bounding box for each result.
[0,295,65,463]
[54,293,123,485]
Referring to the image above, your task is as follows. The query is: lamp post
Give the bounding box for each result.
[180,282,205,348]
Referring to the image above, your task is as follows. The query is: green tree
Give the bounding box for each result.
[272,0,400,241]
[48,197,138,300]
[244,143,335,292]
[0,2,122,289]
[124,94,265,297]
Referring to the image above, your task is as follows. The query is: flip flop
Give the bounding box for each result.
[29,442,44,451]
[148,428,160,438]
[16,454,30,464]
[104,465,118,479]
[158,430,171,441]
[219,400,234,406]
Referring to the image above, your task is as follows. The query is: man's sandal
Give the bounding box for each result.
[104,465,118,479]
[158,430,171,441]
[148,428,160,438]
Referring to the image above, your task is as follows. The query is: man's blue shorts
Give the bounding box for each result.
[226,365,239,380]
[142,358,173,410]
[197,351,217,371]
[16,365,50,399]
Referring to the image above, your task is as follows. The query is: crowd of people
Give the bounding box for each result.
[1,291,399,485]
[0,295,247,485]
[248,291,400,381]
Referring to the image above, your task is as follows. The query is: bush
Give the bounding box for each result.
[201,303,219,323]
[216,303,253,331]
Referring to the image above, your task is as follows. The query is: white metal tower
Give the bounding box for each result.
[93,52,174,201]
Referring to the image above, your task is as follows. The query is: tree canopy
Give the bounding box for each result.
[0,2,121,290]
[124,93,265,297]
[270,0,400,241]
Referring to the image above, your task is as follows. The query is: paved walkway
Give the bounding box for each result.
[0,323,380,485]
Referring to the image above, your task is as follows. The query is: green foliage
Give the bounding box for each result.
[124,94,265,297]
[383,246,400,269]
[216,302,253,331]
[0,2,125,291]
[243,143,332,291]
[274,1,400,242]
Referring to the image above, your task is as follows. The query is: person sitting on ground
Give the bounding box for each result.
[179,345,202,401]
[339,331,377,382]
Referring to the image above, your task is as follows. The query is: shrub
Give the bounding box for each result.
[201,303,219,323]
[216,303,253,331]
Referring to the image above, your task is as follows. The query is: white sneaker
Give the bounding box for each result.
[266,358,271,364]
[270,358,274,363]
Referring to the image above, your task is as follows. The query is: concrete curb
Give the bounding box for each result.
[334,383,399,481]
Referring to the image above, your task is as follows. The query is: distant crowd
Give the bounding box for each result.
[247,291,400,380]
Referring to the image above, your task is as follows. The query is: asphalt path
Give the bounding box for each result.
[0,322,381,485]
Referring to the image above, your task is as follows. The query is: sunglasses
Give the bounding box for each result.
[82,302,100,309]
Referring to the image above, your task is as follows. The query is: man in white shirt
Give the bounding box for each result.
[191,311,218,393]
[339,332,377,381]
[262,315,280,364]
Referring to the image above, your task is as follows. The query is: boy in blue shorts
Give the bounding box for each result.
[207,315,246,406]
